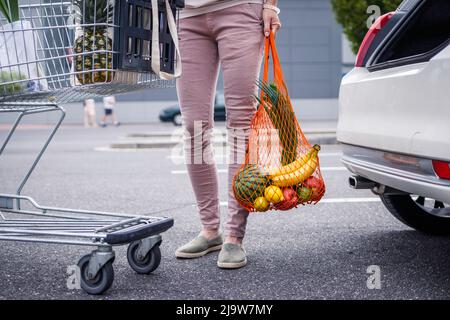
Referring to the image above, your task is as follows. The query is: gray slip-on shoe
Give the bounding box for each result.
[217,243,247,269]
[175,233,223,259]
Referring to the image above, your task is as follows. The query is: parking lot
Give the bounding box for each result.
[1,124,450,300]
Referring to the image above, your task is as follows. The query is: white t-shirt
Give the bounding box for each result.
[103,96,116,109]
[181,0,263,19]
[84,99,95,108]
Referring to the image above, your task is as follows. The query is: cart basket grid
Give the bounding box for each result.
[0,0,183,104]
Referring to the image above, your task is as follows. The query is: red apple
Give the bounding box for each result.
[304,176,325,202]
[274,188,299,211]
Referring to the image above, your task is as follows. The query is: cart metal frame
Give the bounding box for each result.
[0,103,173,294]
[0,0,182,295]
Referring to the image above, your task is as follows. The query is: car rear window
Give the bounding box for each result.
[397,0,421,12]
[373,0,450,66]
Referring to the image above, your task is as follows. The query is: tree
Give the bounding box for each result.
[331,0,403,54]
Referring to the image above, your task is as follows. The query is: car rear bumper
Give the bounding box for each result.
[342,144,450,203]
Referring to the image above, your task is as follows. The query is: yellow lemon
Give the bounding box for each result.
[254,197,270,212]
[264,185,284,204]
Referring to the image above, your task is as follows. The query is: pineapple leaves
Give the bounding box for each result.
[0,0,20,23]
[9,0,18,22]
[0,1,11,23]
[256,79,298,165]
[256,79,280,107]
[74,0,114,25]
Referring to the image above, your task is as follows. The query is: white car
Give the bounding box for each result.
[337,0,450,234]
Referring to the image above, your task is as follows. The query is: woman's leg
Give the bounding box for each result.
[213,4,265,242]
[83,107,90,128]
[176,15,221,236]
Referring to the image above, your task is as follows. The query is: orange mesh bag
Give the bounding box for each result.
[232,33,326,213]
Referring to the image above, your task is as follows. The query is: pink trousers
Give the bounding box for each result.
[176,4,264,238]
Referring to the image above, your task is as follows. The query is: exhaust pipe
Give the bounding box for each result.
[349,176,377,190]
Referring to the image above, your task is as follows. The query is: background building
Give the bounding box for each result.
[128,0,344,102]
[107,0,347,124]
[1,0,351,124]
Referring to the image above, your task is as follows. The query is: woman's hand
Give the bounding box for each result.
[263,8,281,37]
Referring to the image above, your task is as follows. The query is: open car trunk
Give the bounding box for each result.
[368,0,450,71]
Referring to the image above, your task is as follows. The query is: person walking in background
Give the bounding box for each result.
[100,96,120,127]
[83,99,97,128]
[175,0,282,269]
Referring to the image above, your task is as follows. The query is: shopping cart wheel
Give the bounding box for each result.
[78,254,114,295]
[127,239,162,274]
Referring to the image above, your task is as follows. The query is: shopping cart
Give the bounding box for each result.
[0,0,183,294]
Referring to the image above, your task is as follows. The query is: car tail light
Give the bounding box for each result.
[433,160,450,180]
[355,12,395,67]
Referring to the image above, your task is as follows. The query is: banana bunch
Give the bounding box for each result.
[269,145,320,188]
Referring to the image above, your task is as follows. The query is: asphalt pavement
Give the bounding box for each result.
[1,124,450,300]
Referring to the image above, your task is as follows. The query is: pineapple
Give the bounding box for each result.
[73,0,114,84]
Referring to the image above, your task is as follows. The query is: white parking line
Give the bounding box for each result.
[172,168,227,174]
[167,152,342,160]
[319,152,343,157]
[217,197,381,206]
[320,167,348,172]
[171,166,347,175]
[316,197,382,203]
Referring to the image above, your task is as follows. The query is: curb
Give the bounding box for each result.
[110,134,337,149]
[125,129,337,138]
[307,135,337,145]
[110,141,228,149]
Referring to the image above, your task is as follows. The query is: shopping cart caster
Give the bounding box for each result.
[77,248,115,295]
[127,235,162,274]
